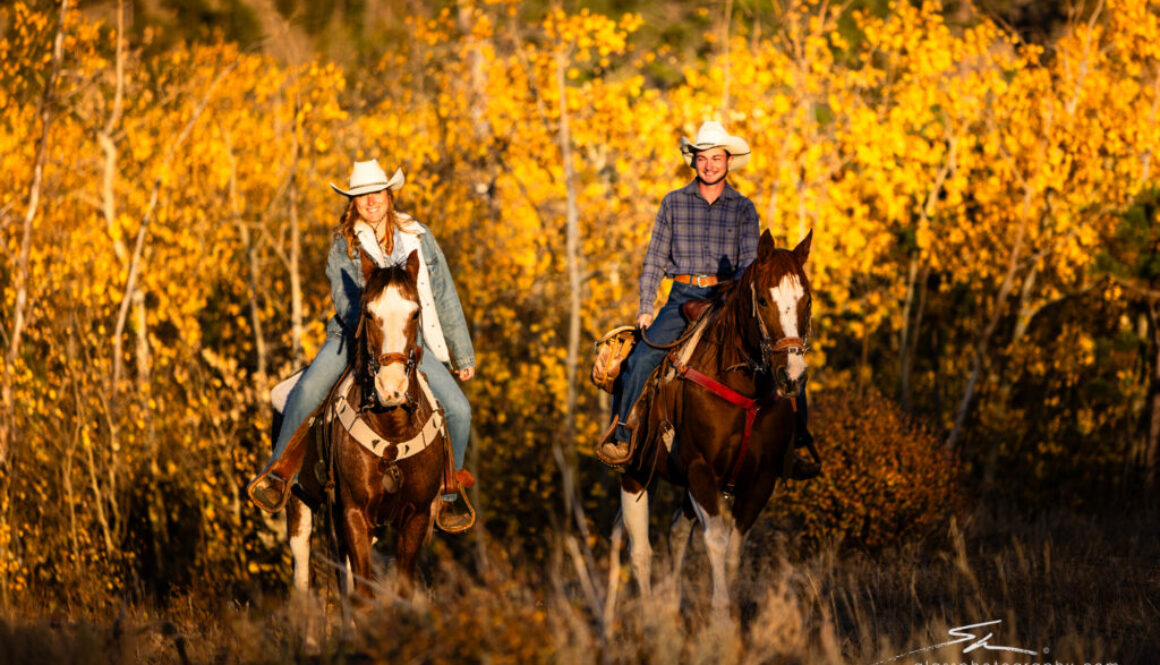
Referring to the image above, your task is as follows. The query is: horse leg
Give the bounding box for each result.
[286,497,320,652]
[394,505,431,601]
[725,524,746,593]
[339,507,376,601]
[685,459,731,611]
[668,500,695,607]
[620,477,652,598]
[286,497,314,594]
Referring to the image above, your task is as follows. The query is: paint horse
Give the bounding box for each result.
[287,250,448,600]
[620,229,813,610]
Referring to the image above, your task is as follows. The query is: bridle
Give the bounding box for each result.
[367,349,418,378]
[749,281,808,375]
[359,313,423,412]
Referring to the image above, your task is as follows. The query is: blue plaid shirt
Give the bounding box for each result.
[638,179,760,315]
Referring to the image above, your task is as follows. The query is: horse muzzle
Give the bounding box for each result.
[775,364,807,399]
[374,369,412,409]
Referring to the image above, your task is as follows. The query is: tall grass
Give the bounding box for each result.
[2,503,1154,665]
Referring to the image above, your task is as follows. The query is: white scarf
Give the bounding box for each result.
[351,217,451,364]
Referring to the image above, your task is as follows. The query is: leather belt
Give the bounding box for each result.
[673,274,729,287]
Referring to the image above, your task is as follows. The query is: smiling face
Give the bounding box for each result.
[354,188,390,226]
[694,147,731,186]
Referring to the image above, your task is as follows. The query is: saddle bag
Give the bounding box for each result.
[591,325,638,393]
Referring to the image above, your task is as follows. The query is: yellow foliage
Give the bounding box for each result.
[0,0,1157,603]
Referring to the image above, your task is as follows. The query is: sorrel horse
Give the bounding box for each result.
[620,229,813,610]
[286,250,446,600]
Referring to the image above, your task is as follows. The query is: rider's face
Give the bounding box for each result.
[694,147,731,185]
[355,189,390,225]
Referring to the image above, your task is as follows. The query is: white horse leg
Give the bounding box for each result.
[288,505,313,594]
[725,524,746,594]
[621,485,652,597]
[689,493,731,612]
[668,507,694,604]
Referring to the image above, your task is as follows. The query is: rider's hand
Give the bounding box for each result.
[457,367,476,381]
[637,313,654,330]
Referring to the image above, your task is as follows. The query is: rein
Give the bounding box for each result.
[671,281,806,495]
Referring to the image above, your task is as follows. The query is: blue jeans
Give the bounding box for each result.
[612,282,717,442]
[272,335,348,459]
[272,336,471,501]
[418,347,472,501]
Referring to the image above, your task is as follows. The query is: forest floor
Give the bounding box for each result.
[2,502,1156,665]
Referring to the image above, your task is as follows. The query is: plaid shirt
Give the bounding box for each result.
[639,179,760,315]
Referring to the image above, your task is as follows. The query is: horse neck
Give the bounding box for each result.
[707,276,763,373]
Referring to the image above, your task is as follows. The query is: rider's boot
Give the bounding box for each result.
[595,419,632,466]
[789,397,822,480]
[247,416,316,513]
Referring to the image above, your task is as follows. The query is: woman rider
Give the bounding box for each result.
[248,159,476,532]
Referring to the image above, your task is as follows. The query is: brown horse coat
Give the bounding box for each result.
[287,250,445,601]
[618,229,813,609]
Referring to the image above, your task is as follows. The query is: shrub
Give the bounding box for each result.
[780,387,966,550]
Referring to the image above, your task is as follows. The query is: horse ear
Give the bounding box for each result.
[405,250,420,282]
[360,249,377,282]
[792,229,813,265]
[757,229,775,261]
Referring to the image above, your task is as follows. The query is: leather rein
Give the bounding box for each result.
[671,282,807,495]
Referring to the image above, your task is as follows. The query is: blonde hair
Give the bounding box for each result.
[339,190,397,260]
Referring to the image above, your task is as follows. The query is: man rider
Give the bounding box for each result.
[597,120,821,481]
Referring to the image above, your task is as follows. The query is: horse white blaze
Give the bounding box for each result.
[366,284,418,405]
[769,274,807,382]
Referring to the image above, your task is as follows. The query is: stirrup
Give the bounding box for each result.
[595,419,633,466]
[247,471,290,514]
[435,487,476,534]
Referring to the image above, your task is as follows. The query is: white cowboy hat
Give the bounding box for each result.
[329,160,405,196]
[680,121,750,169]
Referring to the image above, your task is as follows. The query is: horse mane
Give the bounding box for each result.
[709,248,809,372]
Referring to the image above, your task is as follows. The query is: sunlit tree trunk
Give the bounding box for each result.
[556,49,582,465]
[719,0,733,119]
[457,0,495,541]
[3,0,68,465]
[225,133,269,379]
[0,0,68,605]
[288,120,304,362]
[900,260,930,413]
[947,194,1030,451]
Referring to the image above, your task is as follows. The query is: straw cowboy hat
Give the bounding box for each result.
[330,160,405,196]
[680,121,750,169]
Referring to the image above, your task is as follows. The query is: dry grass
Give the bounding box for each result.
[2,502,1154,665]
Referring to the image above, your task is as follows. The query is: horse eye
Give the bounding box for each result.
[757,296,768,307]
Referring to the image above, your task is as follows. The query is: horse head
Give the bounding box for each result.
[747,229,812,399]
[357,249,423,409]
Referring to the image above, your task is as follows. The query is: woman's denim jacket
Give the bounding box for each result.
[324,223,475,370]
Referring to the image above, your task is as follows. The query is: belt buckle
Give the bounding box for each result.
[694,275,710,287]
